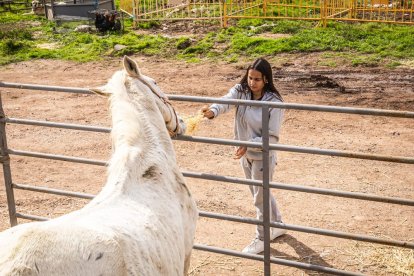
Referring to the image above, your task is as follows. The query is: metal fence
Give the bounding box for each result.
[1,81,414,275]
[120,0,414,26]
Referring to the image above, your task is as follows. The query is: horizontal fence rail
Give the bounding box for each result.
[2,117,111,133]
[3,207,366,275]
[2,113,414,165]
[175,135,414,164]
[7,147,414,206]
[7,138,414,207]
[203,213,414,249]
[9,179,414,249]
[2,82,414,118]
[1,82,413,276]
[4,118,413,164]
[12,183,96,199]
[193,244,365,276]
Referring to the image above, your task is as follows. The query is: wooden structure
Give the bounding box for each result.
[44,0,114,20]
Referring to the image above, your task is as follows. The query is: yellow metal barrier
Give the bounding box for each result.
[121,0,414,26]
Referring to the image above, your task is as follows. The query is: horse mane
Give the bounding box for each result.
[103,70,173,187]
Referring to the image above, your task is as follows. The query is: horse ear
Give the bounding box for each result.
[123,55,141,78]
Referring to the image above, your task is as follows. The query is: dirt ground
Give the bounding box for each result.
[0,53,413,275]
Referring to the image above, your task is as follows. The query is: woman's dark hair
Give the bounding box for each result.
[240,58,283,101]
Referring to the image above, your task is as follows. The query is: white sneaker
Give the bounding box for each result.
[242,237,265,254]
[271,228,287,240]
[242,229,287,254]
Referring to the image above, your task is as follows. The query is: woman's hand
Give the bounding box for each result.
[200,105,215,119]
[234,146,247,159]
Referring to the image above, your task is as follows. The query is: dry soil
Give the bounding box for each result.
[0,54,413,275]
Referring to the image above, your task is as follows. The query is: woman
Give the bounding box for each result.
[201,58,286,254]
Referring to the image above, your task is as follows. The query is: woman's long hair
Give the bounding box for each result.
[239,58,283,102]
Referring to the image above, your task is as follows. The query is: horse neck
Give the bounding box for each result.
[102,85,177,190]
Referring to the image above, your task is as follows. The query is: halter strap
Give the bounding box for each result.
[137,76,181,137]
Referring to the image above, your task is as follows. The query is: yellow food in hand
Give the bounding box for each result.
[183,113,204,135]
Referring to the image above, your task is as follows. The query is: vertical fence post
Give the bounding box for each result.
[219,0,223,27]
[187,0,191,16]
[132,0,138,28]
[262,106,271,276]
[322,0,328,27]
[222,0,228,28]
[0,92,18,227]
[350,0,356,18]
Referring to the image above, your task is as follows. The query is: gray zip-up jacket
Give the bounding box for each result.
[210,84,284,161]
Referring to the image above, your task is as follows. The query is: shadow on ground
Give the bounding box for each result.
[269,234,337,275]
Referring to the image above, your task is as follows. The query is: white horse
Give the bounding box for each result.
[0,56,198,275]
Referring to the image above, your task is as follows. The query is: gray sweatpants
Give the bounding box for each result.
[241,156,282,240]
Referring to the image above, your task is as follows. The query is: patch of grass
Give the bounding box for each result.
[229,33,290,55]
[111,33,168,56]
[0,7,413,68]
[1,39,30,55]
[0,13,39,24]
[221,21,413,66]
[135,21,160,29]
[317,59,337,67]
[350,54,382,67]
[236,18,267,28]
[176,37,192,50]
[0,28,32,40]
[180,33,215,56]
[386,61,401,68]
[271,20,313,34]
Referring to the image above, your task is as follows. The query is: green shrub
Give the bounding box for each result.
[135,21,160,29]
[0,29,32,40]
[176,37,192,50]
[1,39,29,54]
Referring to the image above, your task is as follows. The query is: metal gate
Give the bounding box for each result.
[120,0,414,26]
[0,81,413,275]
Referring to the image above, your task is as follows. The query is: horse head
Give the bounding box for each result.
[91,56,186,138]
